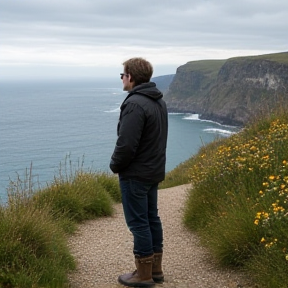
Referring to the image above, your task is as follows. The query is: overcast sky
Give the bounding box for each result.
[1,0,287,80]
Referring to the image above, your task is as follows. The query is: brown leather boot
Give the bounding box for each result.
[152,252,164,283]
[118,254,155,287]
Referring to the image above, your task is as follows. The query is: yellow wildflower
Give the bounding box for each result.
[265,242,274,248]
[255,212,261,219]
[250,146,257,151]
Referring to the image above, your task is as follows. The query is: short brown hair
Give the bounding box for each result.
[123,57,153,86]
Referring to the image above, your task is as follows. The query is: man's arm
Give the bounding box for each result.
[110,102,145,173]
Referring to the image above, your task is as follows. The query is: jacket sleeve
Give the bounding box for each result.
[109,102,145,173]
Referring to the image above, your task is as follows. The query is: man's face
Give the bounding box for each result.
[121,72,133,91]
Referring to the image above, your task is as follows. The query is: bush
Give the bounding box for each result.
[32,171,116,233]
[199,193,262,267]
[95,172,121,202]
[246,249,288,288]
[0,162,121,287]
[0,203,75,287]
[183,104,288,287]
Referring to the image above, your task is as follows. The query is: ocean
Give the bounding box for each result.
[0,79,239,203]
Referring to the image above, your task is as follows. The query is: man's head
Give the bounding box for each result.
[121,57,153,91]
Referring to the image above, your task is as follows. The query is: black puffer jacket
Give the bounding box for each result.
[109,82,168,183]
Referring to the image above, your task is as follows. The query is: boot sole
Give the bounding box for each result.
[118,276,155,287]
[152,276,164,284]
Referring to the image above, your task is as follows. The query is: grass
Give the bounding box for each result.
[159,158,194,189]
[0,203,75,287]
[174,101,288,287]
[229,51,288,65]
[0,161,121,288]
[179,59,227,77]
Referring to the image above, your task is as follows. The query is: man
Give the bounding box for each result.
[110,57,168,287]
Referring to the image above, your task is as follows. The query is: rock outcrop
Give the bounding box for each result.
[164,52,288,126]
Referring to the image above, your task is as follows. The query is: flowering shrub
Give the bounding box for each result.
[254,157,288,260]
[184,111,288,287]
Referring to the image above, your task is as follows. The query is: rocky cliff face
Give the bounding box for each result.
[164,52,288,126]
[164,59,226,113]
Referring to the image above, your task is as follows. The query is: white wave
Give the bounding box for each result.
[203,128,235,135]
[183,113,221,124]
[112,91,127,95]
[182,113,237,127]
[104,107,120,113]
[183,114,199,120]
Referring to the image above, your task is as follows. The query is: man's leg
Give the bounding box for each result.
[118,177,155,287]
[147,183,163,253]
[119,177,154,256]
[147,184,164,283]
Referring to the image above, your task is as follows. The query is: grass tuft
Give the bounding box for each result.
[0,203,75,287]
[0,159,120,287]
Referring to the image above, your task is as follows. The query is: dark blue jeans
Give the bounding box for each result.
[119,177,163,257]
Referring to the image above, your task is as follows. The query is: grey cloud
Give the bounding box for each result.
[2,0,288,48]
[0,0,287,75]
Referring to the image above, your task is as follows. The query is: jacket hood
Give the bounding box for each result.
[129,82,163,100]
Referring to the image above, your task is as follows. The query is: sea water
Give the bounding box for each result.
[0,79,239,203]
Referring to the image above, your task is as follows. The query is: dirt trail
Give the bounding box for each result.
[68,184,254,288]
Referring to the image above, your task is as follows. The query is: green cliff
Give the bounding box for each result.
[164,52,288,126]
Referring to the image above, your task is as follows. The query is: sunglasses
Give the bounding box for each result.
[120,73,129,79]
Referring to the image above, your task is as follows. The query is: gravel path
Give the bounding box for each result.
[68,184,255,288]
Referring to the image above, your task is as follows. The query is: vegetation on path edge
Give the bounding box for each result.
[162,101,288,288]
